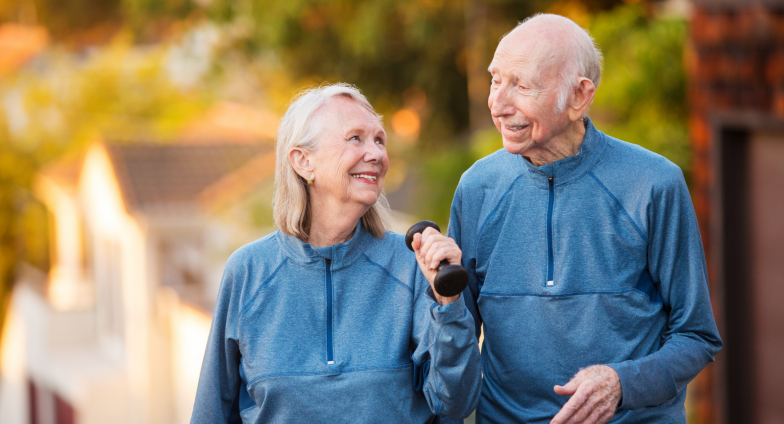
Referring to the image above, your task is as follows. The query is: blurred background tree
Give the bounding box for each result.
[0,0,689,334]
[0,34,210,330]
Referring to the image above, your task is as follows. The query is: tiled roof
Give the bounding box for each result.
[104,142,273,211]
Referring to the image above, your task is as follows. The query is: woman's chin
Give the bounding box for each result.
[351,193,380,209]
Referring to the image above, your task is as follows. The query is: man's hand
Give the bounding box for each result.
[411,226,462,306]
[551,365,621,424]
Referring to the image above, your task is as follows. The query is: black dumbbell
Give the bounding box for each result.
[405,221,469,297]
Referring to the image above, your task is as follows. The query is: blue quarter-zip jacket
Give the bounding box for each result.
[448,118,722,423]
[191,222,482,423]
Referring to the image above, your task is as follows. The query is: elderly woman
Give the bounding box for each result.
[191,83,481,423]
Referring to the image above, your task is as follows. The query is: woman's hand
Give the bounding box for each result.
[412,227,463,305]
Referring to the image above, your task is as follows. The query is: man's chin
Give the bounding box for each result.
[502,138,532,156]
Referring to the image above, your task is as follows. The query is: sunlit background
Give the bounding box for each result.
[0,0,782,423]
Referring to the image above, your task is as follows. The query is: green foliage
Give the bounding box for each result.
[589,4,690,173]
[120,0,567,145]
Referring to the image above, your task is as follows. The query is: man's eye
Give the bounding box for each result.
[349,135,360,141]
[375,138,385,145]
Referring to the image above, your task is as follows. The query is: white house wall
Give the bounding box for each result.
[79,144,157,423]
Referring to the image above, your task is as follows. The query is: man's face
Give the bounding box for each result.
[488,31,571,156]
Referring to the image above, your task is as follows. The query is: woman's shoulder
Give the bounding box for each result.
[360,230,419,287]
[224,231,285,274]
[368,230,412,257]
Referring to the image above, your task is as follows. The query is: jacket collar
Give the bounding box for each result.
[276,220,374,270]
[518,117,607,188]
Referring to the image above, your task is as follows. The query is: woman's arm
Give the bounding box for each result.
[410,233,482,419]
[191,256,245,424]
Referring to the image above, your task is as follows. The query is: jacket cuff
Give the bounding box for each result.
[607,361,632,410]
[428,291,466,325]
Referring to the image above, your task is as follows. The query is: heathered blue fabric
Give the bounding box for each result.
[191,222,482,424]
[448,118,722,423]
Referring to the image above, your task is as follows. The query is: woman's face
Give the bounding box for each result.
[308,97,389,210]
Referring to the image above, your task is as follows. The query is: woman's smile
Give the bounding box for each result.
[351,172,378,184]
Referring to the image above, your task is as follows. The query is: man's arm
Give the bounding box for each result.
[606,170,722,409]
[552,169,722,424]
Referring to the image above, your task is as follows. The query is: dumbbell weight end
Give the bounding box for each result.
[405,220,469,297]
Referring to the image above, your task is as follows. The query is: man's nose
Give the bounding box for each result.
[489,86,513,118]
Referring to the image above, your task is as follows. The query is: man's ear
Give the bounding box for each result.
[568,77,596,122]
[289,147,315,181]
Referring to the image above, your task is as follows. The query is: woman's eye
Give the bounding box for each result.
[349,135,360,141]
[375,138,385,145]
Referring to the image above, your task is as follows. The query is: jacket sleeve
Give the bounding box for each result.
[190,256,245,424]
[607,169,723,409]
[447,182,483,340]
[410,257,482,419]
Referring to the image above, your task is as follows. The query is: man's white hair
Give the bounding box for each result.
[512,14,603,112]
[273,83,391,240]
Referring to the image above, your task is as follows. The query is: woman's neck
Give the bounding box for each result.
[306,196,369,247]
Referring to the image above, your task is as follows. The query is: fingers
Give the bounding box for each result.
[553,377,580,396]
[417,227,461,269]
[554,370,583,396]
[551,366,620,424]
[412,232,422,252]
[551,379,590,424]
[560,390,615,424]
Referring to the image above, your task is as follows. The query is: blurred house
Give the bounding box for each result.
[0,23,48,79]
[688,1,784,423]
[0,126,279,424]
[0,94,416,423]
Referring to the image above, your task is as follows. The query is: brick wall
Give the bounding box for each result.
[687,2,784,423]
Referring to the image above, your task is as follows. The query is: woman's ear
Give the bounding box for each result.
[289,147,315,181]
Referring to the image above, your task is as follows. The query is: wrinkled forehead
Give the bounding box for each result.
[489,25,564,81]
[317,96,385,135]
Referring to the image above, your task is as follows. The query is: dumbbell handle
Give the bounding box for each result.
[405,221,469,298]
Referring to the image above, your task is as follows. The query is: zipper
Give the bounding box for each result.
[546,176,555,286]
[325,258,334,364]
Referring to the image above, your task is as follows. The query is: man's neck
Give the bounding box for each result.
[523,118,587,167]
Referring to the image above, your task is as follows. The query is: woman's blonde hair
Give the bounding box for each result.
[273,83,391,240]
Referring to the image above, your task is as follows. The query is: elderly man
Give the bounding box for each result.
[446,14,722,423]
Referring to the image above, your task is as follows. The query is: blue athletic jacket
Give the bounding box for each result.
[448,118,722,423]
[191,222,482,423]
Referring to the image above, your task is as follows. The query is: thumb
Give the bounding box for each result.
[412,233,423,253]
[553,376,581,396]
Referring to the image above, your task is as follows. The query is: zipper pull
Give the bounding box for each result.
[548,176,554,186]
[325,258,331,265]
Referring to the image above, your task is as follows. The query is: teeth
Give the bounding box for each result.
[352,174,377,181]
[506,125,527,130]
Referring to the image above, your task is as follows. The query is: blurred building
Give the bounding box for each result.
[0,133,279,424]
[0,23,48,79]
[688,1,784,423]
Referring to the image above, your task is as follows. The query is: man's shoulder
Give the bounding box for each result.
[460,148,520,188]
[596,134,685,188]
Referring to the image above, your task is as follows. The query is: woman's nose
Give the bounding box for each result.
[364,140,385,163]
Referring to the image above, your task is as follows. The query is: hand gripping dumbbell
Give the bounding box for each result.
[405,221,469,297]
